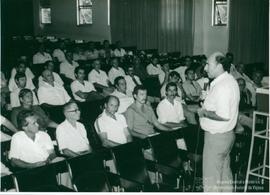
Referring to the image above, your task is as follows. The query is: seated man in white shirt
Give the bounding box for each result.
[56,101,91,158]
[146,55,165,84]
[52,41,66,63]
[95,95,132,147]
[88,59,114,95]
[111,76,134,114]
[157,82,186,129]
[38,70,71,106]
[71,66,104,102]
[108,58,126,84]
[125,65,142,97]
[33,44,52,65]
[38,61,64,87]
[10,73,39,108]
[113,41,126,58]
[9,61,35,92]
[9,110,57,169]
[60,51,79,81]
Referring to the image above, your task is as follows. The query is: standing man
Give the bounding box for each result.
[198,52,240,192]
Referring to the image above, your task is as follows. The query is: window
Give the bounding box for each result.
[77,0,93,25]
[212,0,228,26]
[40,0,51,24]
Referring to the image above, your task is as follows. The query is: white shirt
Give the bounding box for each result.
[174,66,187,82]
[52,49,66,63]
[9,131,54,163]
[200,72,240,134]
[95,111,128,144]
[113,48,126,57]
[59,60,79,80]
[38,72,64,87]
[33,52,52,64]
[157,98,185,124]
[124,75,142,97]
[56,120,90,153]
[88,69,109,87]
[146,64,165,84]
[37,82,71,105]
[9,68,35,92]
[108,67,126,84]
[71,80,96,102]
[10,88,39,108]
[111,90,134,114]
[84,50,99,60]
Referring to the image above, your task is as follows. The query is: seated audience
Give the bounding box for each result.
[95,95,132,147]
[11,88,58,130]
[84,41,99,60]
[38,70,71,105]
[71,66,104,102]
[9,110,57,168]
[33,43,52,65]
[88,59,114,95]
[113,41,126,58]
[124,85,173,139]
[73,46,86,61]
[56,101,91,158]
[125,65,142,97]
[10,73,39,108]
[111,76,134,114]
[182,68,202,103]
[174,55,192,82]
[52,41,66,63]
[133,56,149,82]
[146,55,165,84]
[99,40,114,58]
[156,82,186,129]
[9,61,35,92]
[60,51,79,81]
[108,58,126,84]
[38,61,64,87]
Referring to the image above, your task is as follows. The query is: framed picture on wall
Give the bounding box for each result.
[77,0,93,25]
[40,8,52,24]
[212,0,228,26]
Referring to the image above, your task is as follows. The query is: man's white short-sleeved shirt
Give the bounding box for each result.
[9,131,54,163]
[37,82,71,105]
[88,69,109,87]
[60,60,79,80]
[38,72,64,87]
[157,98,185,124]
[146,64,165,84]
[71,80,96,102]
[10,88,39,108]
[95,111,128,144]
[56,120,90,153]
[108,67,126,84]
[33,52,52,64]
[200,72,240,134]
[111,90,134,114]
[124,75,142,97]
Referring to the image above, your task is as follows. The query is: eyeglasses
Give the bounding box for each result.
[66,109,80,113]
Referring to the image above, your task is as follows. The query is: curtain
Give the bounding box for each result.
[110,0,194,54]
[228,0,269,69]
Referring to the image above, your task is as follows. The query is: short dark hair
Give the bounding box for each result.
[226,52,233,58]
[185,67,194,75]
[15,72,26,81]
[169,71,180,78]
[74,66,85,75]
[17,110,34,130]
[133,85,147,95]
[63,99,77,113]
[114,76,125,86]
[18,88,32,100]
[216,55,231,72]
[104,95,120,105]
[165,82,177,92]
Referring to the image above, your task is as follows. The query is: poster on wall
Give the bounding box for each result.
[41,8,52,24]
[77,0,93,25]
[212,0,228,26]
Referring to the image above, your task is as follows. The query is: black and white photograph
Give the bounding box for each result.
[0,0,269,193]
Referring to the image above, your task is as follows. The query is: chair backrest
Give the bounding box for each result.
[148,133,182,168]
[67,153,111,192]
[111,141,151,184]
[14,164,60,192]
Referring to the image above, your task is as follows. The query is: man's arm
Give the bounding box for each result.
[197,109,229,121]
[75,90,89,99]
[163,121,187,129]
[62,148,80,158]
[124,127,133,142]
[129,130,149,139]
[98,132,120,147]
[11,158,46,169]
